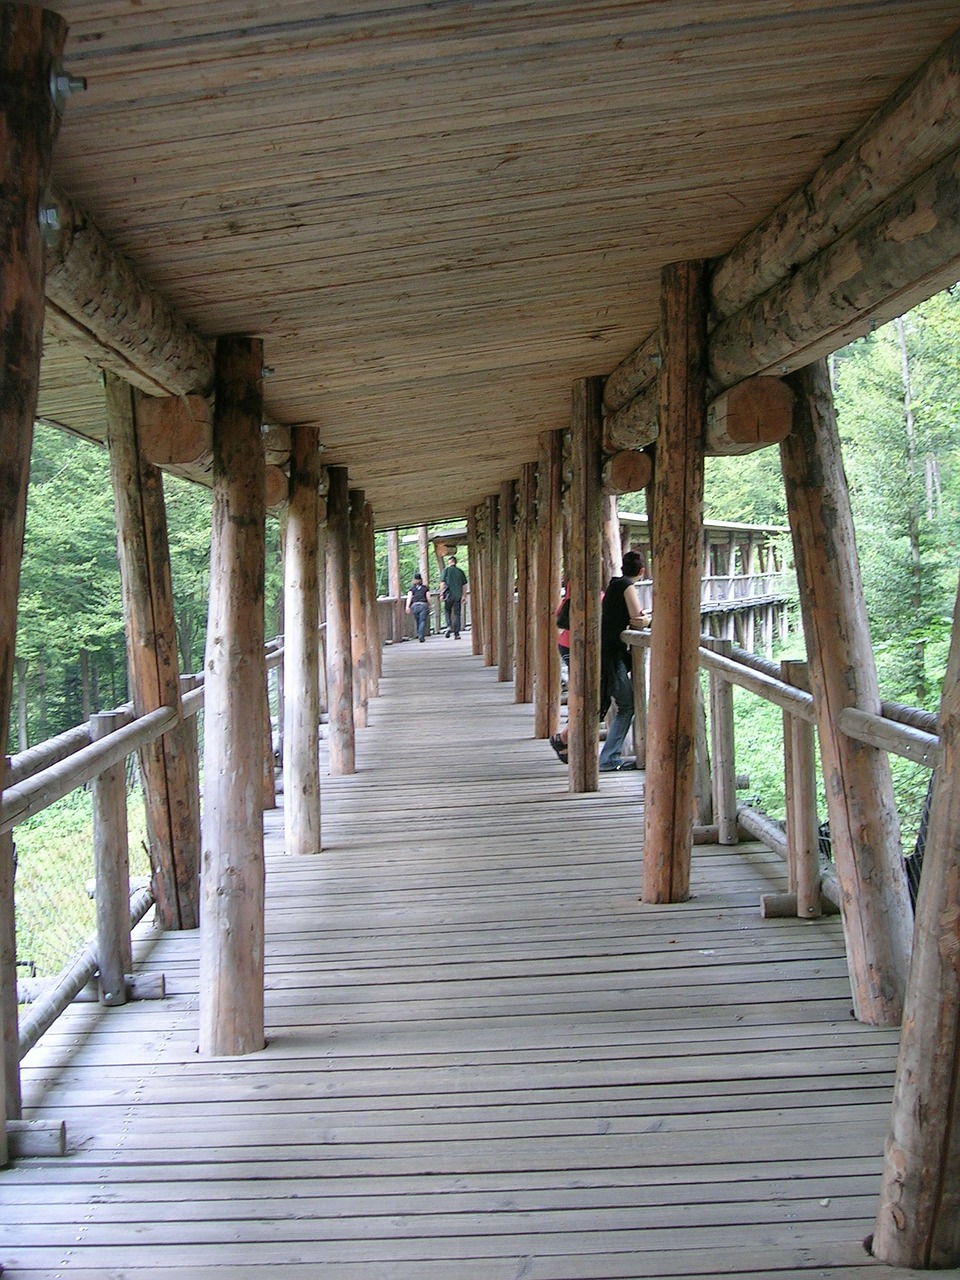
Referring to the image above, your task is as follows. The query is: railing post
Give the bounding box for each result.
[782,660,822,918]
[631,640,647,770]
[90,713,132,1006]
[1,757,20,1131]
[708,640,738,845]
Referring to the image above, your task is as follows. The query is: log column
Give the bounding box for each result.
[534,430,563,739]
[467,507,483,656]
[106,375,201,930]
[0,5,67,1149]
[515,462,537,704]
[363,503,382,692]
[387,528,403,643]
[498,480,516,683]
[781,360,911,1025]
[349,489,369,726]
[484,494,499,668]
[568,378,604,794]
[643,260,708,903]
[873,574,960,1268]
[325,468,355,775]
[199,335,266,1057]
[283,422,321,857]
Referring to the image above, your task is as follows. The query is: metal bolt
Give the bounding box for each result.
[38,202,62,249]
[49,65,87,112]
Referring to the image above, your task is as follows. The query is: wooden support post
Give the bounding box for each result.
[317,527,328,714]
[261,671,276,810]
[484,494,499,668]
[417,525,430,583]
[106,375,200,930]
[348,489,370,726]
[283,422,321,857]
[325,468,355,775]
[199,335,266,1058]
[601,493,623,586]
[1,761,20,1127]
[91,712,132,1005]
[782,659,821,918]
[534,431,563,739]
[364,503,382,692]
[643,260,708,903]
[873,575,960,1268]
[694,680,712,825]
[781,359,911,1024]
[467,507,483,657]
[515,462,536,704]
[0,4,69,1150]
[387,528,402,643]
[708,641,738,846]
[498,480,516,683]
[568,378,604,794]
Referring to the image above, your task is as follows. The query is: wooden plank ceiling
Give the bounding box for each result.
[37,1,960,529]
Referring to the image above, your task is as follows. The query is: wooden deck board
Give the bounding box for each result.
[2,637,944,1279]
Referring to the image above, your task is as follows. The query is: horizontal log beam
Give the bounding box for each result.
[604,29,960,407]
[44,188,214,396]
[711,28,960,321]
[603,383,657,453]
[709,144,960,387]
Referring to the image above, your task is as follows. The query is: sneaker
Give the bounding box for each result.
[445,630,451,638]
[549,733,568,763]
[599,759,637,772]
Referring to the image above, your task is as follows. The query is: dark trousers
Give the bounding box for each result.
[444,598,462,636]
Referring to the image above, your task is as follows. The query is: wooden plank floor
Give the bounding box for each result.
[1,636,946,1279]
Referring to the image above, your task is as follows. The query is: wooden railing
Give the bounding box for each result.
[623,629,939,917]
[2,639,284,1077]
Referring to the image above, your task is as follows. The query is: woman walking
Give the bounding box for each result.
[405,572,431,642]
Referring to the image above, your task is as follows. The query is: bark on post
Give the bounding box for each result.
[348,489,370,727]
[363,503,382,692]
[91,712,132,1005]
[643,261,708,903]
[0,5,67,1147]
[568,378,604,794]
[387,528,403,643]
[534,430,564,739]
[467,507,483,656]
[199,335,266,1058]
[484,494,499,668]
[283,422,321,857]
[317,526,328,714]
[325,468,355,775]
[417,525,430,584]
[515,462,536,704]
[0,771,18,1127]
[873,575,960,1268]
[601,493,622,585]
[498,480,516,683]
[106,375,200,930]
[781,359,912,1024]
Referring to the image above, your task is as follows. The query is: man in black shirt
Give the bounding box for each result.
[598,550,648,771]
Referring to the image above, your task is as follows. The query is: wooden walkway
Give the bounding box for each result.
[0,636,942,1279]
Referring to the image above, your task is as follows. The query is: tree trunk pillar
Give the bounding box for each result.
[515,462,537,704]
[534,430,563,739]
[348,489,369,727]
[283,422,321,857]
[91,711,133,1005]
[643,260,708,903]
[484,495,499,668]
[199,335,266,1057]
[387,528,402,643]
[363,503,382,692]
[106,375,201,930]
[467,507,483,656]
[498,480,516,682]
[873,573,960,1268]
[781,359,912,1025]
[0,5,67,1147]
[325,468,355,775]
[568,377,604,794]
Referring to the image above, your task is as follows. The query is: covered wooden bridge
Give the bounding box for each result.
[2,2,960,1274]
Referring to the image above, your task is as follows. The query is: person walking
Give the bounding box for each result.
[405,572,431,642]
[439,554,468,639]
[548,551,648,769]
